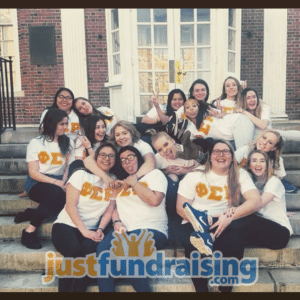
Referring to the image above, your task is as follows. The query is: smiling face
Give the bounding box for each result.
[94,120,106,142]
[224,78,238,100]
[246,90,258,112]
[96,146,116,172]
[153,135,177,160]
[56,90,73,113]
[249,152,267,179]
[75,98,93,116]
[120,150,138,175]
[170,93,184,111]
[192,83,207,102]
[114,126,133,147]
[256,132,278,153]
[210,142,233,172]
[184,100,199,120]
[55,117,68,137]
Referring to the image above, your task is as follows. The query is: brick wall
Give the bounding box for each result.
[84,8,110,109]
[286,8,300,119]
[240,9,264,98]
[16,8,64,125]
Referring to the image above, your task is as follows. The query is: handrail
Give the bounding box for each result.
[0,56,16,136]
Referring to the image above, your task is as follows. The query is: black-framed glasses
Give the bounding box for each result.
[58,94,73,100]
[98,153,115,160]
[212,149,231,156]
[120,154,136,164]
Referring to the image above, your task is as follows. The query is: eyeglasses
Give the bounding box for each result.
[58,95,73,101]
[98,153,115,160]
[212,149,231,156]
[120,154,136,164]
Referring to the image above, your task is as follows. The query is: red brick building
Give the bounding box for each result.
[1,8,299,125]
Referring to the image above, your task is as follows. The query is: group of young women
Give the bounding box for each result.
[13,76,295,293]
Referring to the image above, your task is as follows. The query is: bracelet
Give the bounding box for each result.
[53,179,57,184]
[132,181,138,188]
[86,147,92,150]
[112,219,122,225]
[98,227,104,231]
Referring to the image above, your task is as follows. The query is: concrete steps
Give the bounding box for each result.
[0,175,27,193]
[0,268,300,292]
[0,158,28,175]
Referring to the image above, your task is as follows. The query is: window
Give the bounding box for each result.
[0,9,16,85]
[111,9,120,75]
[180,8,211,92]
[0,8,21,94]
[228,9,236,72]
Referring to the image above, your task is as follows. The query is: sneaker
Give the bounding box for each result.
[14,208,33,224]
[190,230,213,256]
[21,229,42,249]
[182,202,210,233]
[281,178,298,194]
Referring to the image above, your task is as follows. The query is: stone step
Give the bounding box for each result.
[1,192,299,218]
[1,127,39,144]
[272,120,300,131]
[0,175,26,193]
[285,170,300,187]
[0,236,299,273]
[0,210,300,241]
[0,158,28,175]
[282,153,300,170]
[0,267,300,292]
[0,144,27,158]
[282,141,300,154]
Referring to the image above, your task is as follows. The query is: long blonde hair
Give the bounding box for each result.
[205,140,241,207]
[250,129,283,171]
[241,87,263,119]
[220,76,243,109]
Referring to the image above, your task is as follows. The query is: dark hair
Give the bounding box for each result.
[82,115,108,149]
[48,87,75,109]
[94,142,123,178]
[184,99,212,129]
[165,89,187,116]
[73,97,113,122]
[188,79,210,103]
[118,145,145,178]
[39,108,71,157]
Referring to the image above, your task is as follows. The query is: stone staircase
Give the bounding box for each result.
[0,124,300,292]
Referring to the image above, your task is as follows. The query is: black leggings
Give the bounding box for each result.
[244,214,290,250]
[178,217,247,292]
[52,223,98,292]
[28,182,66,228]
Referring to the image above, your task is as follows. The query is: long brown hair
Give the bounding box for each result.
[246,149,274,190]
[205,140,241,207]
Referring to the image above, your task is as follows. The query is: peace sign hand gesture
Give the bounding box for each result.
[150,90,160,108]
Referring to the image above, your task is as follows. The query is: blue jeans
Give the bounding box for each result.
[96,228,167,292]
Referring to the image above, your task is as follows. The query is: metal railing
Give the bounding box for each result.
[0,56,16,135]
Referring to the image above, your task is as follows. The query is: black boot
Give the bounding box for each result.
[21,229,42,249]
[14,208,34,223]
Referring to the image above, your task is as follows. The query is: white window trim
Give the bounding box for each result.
[10,9,23,97]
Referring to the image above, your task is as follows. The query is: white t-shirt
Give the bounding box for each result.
[145,104,167,122]
[26,137,74,175]
[115,169,168,236]
[97,107,117,135]
[219,99,237,114]
[186,113,241,141]
[234,145,286,178]
[54,170,113,230]
[133,139,154,156]
[74,139,101,159]
[178,166,257,223]
[155,152,198,169]
[174,106,189,122]
[256,176,293,235]
[260,103,272,128]
[40,109,80,141]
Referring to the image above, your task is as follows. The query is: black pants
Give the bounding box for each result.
[28,182,66,228]
[244,214,290,250]
[178,217,247,292]
[52,223,99,292]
